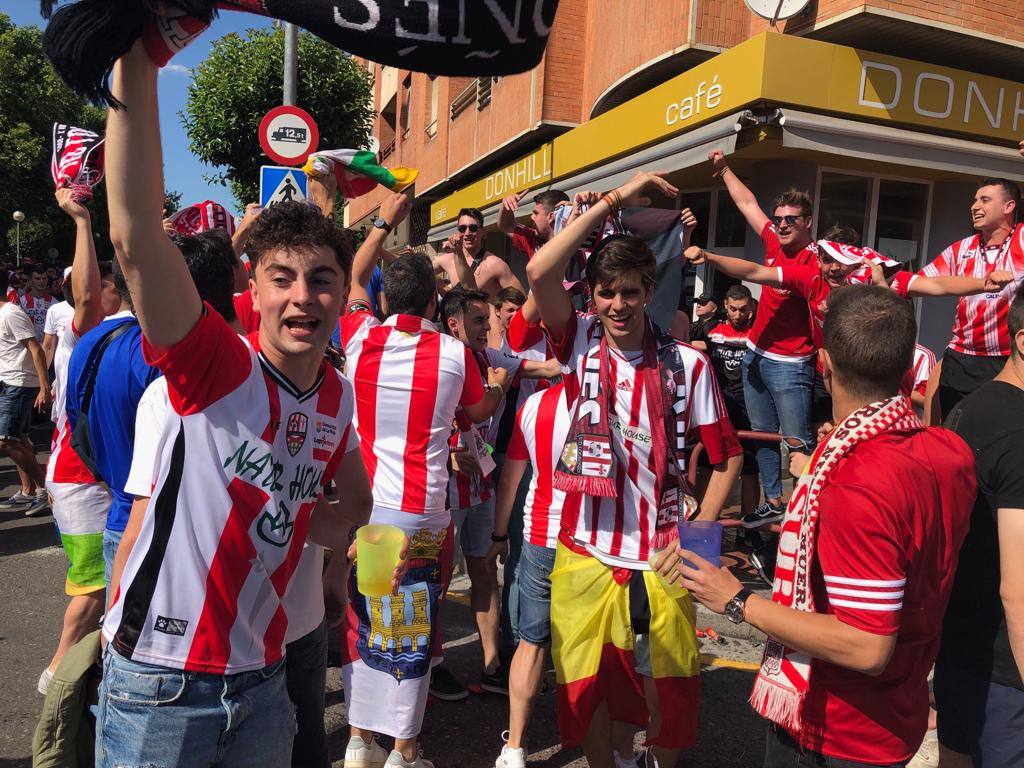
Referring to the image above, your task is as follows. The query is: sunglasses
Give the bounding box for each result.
[770,215,807,227]
[457,224,480,233]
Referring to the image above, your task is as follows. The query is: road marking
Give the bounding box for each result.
[700,653,760,671]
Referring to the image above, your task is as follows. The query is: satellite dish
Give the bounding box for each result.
[364,136,381,155]
[744,0,810,24]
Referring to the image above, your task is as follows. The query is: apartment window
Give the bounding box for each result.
[814,169,932,271]
[400,75,412,139]
[425,75,439,138]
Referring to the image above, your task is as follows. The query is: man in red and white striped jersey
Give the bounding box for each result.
[97,44,374,767]
[489,382,577,768]
[921,178,1024,414]
[340,193,510,768]
[528,172,742,768]
[20,265,56,341]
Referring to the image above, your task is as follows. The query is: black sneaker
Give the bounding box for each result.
[742,500,784,529]
[429,665,468,701]
[480,664,509,696]
[0,491,34,510]
[23,494,51,518]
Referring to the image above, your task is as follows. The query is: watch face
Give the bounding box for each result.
[725,598,744,624]
[373,217,385,228]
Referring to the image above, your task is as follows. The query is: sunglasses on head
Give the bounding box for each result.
[770,215,807,227]
[457,224,480,233]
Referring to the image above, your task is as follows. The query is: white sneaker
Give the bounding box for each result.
[495,744,526,768]
[344,736,389,768]
[385,750,434,768]
[906,729,939,768]
[37,668,54,695]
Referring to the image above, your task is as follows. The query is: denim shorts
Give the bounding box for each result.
[0,382,37,439]
[517,541,556,645]
[451,497,495,558]
[96,648,295,768]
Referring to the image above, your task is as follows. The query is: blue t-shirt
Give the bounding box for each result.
[65,313,162,532]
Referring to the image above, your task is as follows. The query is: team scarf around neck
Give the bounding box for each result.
[554,319,690,512]
[41,0,560,107]
[749,395,922,731]
[51,123,105,202]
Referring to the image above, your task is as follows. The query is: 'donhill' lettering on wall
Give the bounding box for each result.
[482,145,552,202]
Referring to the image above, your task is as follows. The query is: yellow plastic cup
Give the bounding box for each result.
[356,524,405,598]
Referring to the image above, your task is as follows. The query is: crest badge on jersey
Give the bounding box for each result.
[286,412,308,456]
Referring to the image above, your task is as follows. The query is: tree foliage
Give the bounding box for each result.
[182,26,375,207]
[0,14,108,266]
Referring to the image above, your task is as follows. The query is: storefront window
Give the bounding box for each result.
[714,192,746,248]
[874,180,930,271]
[678,191,710,310]
[816,172,871,242]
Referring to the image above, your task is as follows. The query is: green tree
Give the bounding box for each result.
[0,14,108,266]
[182,26,375,207]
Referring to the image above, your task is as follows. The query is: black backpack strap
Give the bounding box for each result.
[79,320,137,416]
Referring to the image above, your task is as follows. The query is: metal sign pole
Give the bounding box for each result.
[283,23,298,106]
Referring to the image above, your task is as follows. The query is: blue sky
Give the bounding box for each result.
[3,2,274,217]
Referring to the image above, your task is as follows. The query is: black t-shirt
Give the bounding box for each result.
[691,320,748,404]
[942,380,1024,689]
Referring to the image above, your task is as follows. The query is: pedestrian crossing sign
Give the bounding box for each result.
[260,165,308,208]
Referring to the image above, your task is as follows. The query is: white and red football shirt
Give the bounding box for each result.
[550,314,741,567]
[911,345,936,397]
[340,303,484,522]
[919,223,1024,357]
[44,300,74,342]
[46,319,101,485]
[21,292,55,340]
[502,307,557,413]
[793,428,974,764]
[102,306,358,674]
[124,377,328,646]
[505,383,577,549]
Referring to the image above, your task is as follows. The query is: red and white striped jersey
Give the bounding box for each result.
[919,224,1024,357]
[503,308,556,412]
[102,307,358,674]
[340,304,484,520]
[20,292,55,340]
[912,345,936,397]
[506,383,577,549]
[448,348,522,510]
[550,314,740,567]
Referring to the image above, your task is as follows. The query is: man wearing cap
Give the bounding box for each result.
[691,294,721,340]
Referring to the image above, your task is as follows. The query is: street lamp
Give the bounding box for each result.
[12,211,24,267]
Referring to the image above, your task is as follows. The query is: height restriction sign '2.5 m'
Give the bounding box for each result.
[259,105,319,166]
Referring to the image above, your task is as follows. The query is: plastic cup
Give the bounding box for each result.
[678,520,723,570]
[356,524,405,598]
[648,546,688,599]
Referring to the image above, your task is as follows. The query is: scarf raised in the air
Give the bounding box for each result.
[51,123,105,202]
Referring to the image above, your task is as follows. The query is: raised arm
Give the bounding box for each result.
[683,246,781,286]
[709,150,769,235]
[908,269,1014,298]
[106,42,202,347]
[526,171,679,339]
[519,357,562,380]
[56,187,104,336]
[498,191,526,236]
[349,192,410,304]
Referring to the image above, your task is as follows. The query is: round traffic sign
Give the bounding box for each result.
[259,105,320,166]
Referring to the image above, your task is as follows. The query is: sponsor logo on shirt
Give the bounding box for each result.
[611,418,651,444]
[313,417,338,452]
[286,412,308,456]
[154,615,189,636]
[616,379,632,391]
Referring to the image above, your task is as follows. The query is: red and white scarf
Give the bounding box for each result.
[749,395,921,731]
[168,200,237,237]
[554,320,692,521]
[51,123,105,202]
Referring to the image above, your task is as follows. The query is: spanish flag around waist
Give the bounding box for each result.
[550,541,701,750]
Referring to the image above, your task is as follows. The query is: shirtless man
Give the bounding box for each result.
[434,207,524,300]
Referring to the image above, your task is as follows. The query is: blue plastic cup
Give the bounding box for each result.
[677,520,723,569]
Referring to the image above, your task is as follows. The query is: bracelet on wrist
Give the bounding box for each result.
[490,532,510,543]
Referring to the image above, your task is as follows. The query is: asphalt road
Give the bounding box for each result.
[0,440,773,768]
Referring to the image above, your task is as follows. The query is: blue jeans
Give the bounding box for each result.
[96,649,295,768]
[742,350,815,500]
[516,542,556,645]
[494,453,532,659]
[103,528,123,588]
[286,621,329,768]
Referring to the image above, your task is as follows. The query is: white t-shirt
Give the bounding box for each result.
[0,302,40,387]
[44,300,74,340]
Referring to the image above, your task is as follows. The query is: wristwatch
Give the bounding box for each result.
[490,532,509,543]
[724,588,753,625]
[373,216,392,234]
